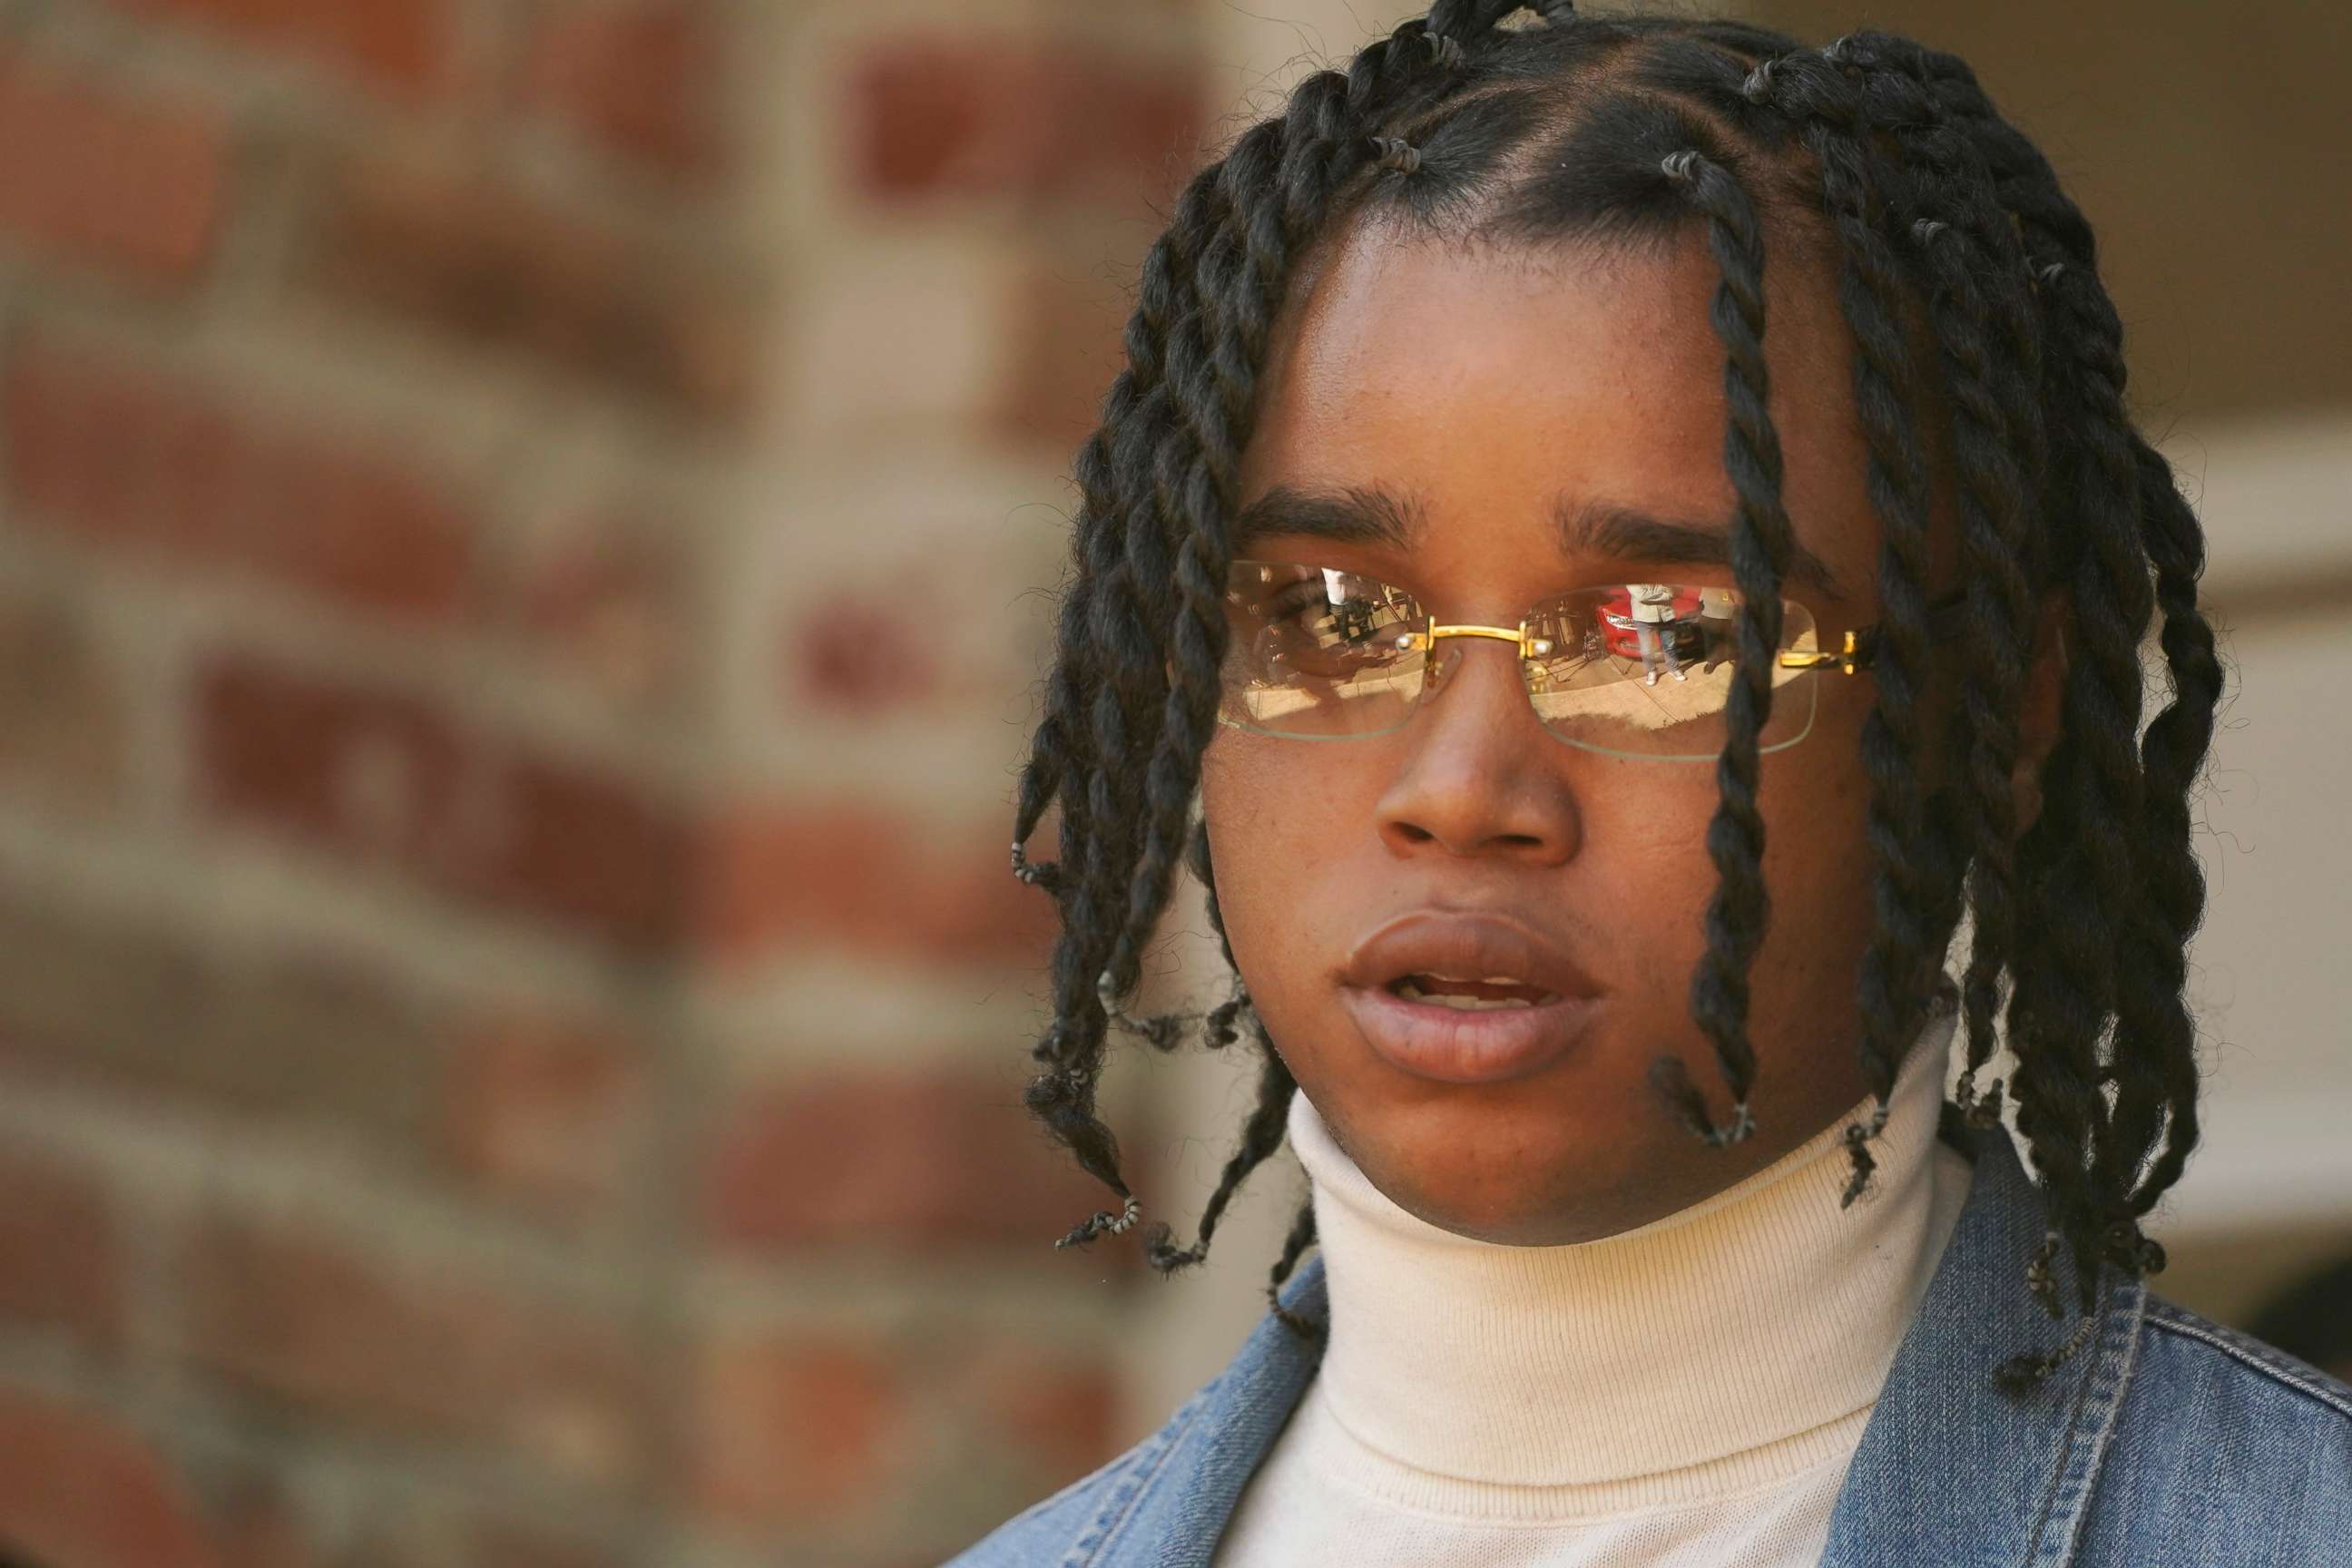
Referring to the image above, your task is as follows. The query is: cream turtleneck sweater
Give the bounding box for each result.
[1213,1004,1972,1566]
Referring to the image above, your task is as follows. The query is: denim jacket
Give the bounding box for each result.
[946,1122,2352,1566]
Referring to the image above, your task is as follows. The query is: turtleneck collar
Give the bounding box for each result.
[1287,997,1972,1509]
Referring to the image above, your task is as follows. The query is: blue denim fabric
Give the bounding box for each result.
[946,1122,2352,1566]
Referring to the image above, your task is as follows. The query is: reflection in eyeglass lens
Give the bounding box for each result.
[1218,563,1819,760]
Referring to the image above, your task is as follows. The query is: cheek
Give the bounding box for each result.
[1198,732,1302,946]
[1198,733,1377,1033]
[1753,722,1880,1004]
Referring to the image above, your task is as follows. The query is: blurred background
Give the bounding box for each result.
[0,2,2343,1565]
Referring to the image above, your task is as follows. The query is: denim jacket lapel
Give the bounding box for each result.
[1819,1125,2147,1568]
[1089,1258,1331,1566]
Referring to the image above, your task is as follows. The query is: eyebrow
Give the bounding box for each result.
[1230,483,1846,597]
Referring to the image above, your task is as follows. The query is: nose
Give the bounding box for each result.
[1374,638,1583,864]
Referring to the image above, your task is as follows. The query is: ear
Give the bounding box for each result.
[2011,593,2070,835]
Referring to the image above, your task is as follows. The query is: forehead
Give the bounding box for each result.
[1235,218,1886,604]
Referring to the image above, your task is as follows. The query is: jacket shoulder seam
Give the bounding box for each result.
[2024,1279,2147,1568]
[1060,1376,1218,1567]
[961,1432,1153,1562]
[2144,1300,2352,1422]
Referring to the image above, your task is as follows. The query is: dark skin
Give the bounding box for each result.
[1201,213,2066,1246]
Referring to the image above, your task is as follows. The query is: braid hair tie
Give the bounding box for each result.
[1661,148,1702,181]
[1955,1070,2008,1128]
[1424,30,1465,69]
[1838,1100,1896,1205]
[1994,1309,2100,1394]
[1701,1099,1756,1148]
[1913,217,1950,243]
[2038,260,2067,285]
[2102,1216,2167,1275]
[1053,1193,1142,1250]
[2024,1229,2066,1319]
[1740,57,1779,104]
[1369,134,1422,174]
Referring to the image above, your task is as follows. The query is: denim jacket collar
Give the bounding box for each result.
[1084,1121,2146,1568]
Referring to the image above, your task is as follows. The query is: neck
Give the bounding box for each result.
[1288,1001,1970,1507]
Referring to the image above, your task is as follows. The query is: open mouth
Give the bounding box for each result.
[1387,974,1563,1011]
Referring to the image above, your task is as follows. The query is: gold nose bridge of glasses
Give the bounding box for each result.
[1391,622,1867,673]
[1392,622,1549,655]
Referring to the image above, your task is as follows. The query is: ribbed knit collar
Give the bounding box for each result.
[1289,997,1970,1509]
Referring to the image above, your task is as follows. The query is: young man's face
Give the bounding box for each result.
[1201,218,1958,1245]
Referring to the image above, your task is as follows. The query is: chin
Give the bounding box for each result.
[1341,1102,1661,1246]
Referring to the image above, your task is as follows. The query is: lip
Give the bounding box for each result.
[1337,909,1606,1085]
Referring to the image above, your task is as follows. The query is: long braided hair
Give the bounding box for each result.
[1004,3,2221,1389]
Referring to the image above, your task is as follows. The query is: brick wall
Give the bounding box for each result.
[0,1,1210,1564]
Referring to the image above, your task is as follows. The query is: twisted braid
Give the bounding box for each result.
[2119,441,2220,1217]
[1021,145,1254,1237]
[1839,31,2217,1345]
[1752,52,1945,1199]
[1025,15,1483,1257]
[1860,85,2047,1190]
[1648,146,1790,1149]
[1269,1191,1326,1340]
[1812,42,2115,1339]
[1013,153,1235,892]
[1896,40,2221,1227]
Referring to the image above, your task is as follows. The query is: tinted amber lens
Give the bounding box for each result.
[1219,562,1427,738]
[1216,566,1823,758]
[1521,586,1818,760]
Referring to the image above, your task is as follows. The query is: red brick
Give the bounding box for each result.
[0,1392,220,1568]
[998,259,1138,454]
[0,52,226,284]
[102,0,450,100]
[192,654,465,863]
[307,156,756,422]
[693,803,1053,968]
[469,1521,623,1568]
[521,2,725,177]
[495,508,687,715]
[0,583,125,814]
[192,654,694,949]
[849,37,1204,208]
[177,1214,650,1486]
[467,746,695,950]
[0,880,444,1152]
[954,1339,1118,1493]
[0,1143,122,1344]
[2,338,475,623]
[690,1330,898,1529]
[704,1067,1121,1254]
[789,594,943,713]
[194,1467,313,1568]
[442,1013,640,1217]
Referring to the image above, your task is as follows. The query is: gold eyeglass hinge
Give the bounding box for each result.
[1777,629,1864,675]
